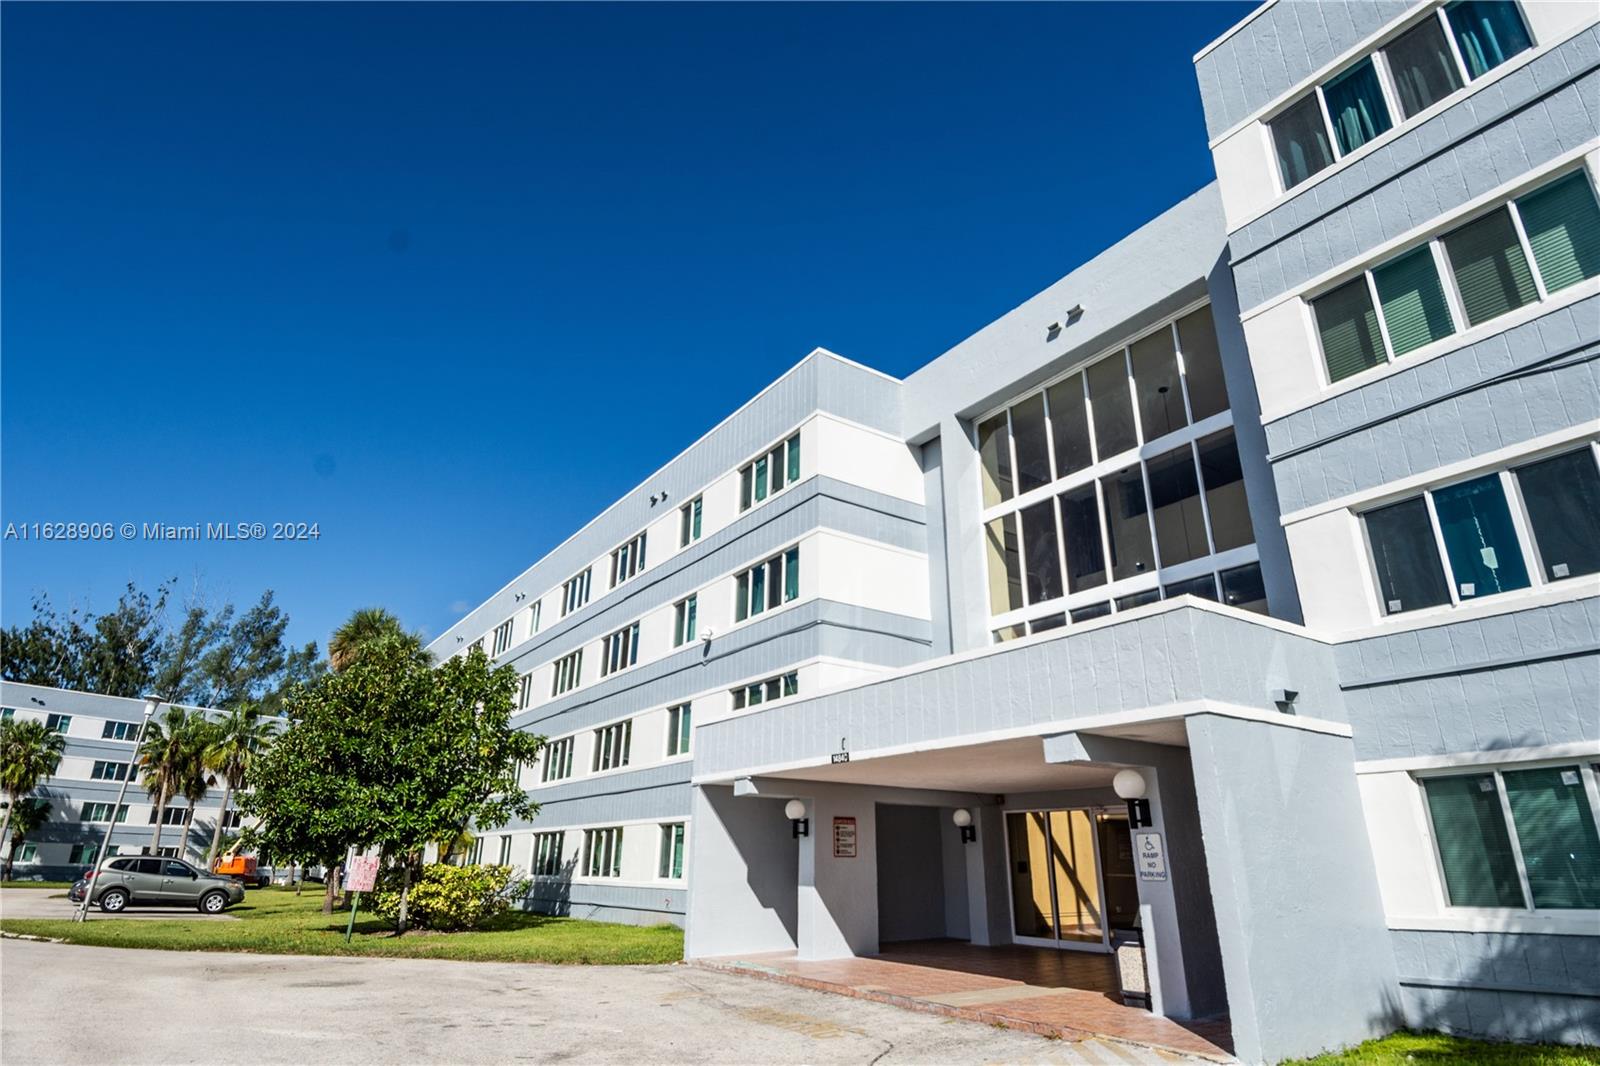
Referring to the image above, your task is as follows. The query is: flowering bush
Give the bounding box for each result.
[369,863,528,932]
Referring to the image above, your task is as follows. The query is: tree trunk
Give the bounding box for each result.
[293,863,302,894]
[322,867,339,915]
[396,860,412,935]
[150,789,169,854]
[204,780,233,870]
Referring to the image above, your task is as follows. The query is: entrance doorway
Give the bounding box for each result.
[1004,807,1138,951]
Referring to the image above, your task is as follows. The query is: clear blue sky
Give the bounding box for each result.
[1,1,1252,653]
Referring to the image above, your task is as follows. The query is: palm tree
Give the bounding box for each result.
[139,707,213,856]
[329,608,430,672]
[0,719,66,871]
[202,705,276,868]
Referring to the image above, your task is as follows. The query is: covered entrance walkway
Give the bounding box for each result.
[697,939,1234,1061]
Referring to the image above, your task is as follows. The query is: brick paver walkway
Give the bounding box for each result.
[696,939,1235,1062]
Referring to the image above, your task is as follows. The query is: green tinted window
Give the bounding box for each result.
[1423,774,1526,908]
[1503,767,1600,910]
[1431,474,1530,601]
[1314,277,1387,382]
[1516,172,1600,294]
[1373,247,1456,357]
[1443,207,1538,326]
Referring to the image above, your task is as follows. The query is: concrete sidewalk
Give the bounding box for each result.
[0,938,1214,1064]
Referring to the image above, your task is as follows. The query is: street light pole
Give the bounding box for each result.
[73,694,163,923]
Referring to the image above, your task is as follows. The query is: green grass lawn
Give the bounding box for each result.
[0,885,683,964]
[0,881,74,889]
[1289,1031,1600,1065]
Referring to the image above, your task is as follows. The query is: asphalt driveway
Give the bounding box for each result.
[0,938,1210,1064]
[0,887,239,920]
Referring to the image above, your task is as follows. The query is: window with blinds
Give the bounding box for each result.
[1422,764,1600,911]
[1312,278,1386,383]
[1309,168,1600,385]
[1372,247,1455,357]
[1516,171,1600,294]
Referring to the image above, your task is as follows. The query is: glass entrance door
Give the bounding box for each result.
[1005,807,1134,951]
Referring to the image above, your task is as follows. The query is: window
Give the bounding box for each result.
[1445,0,1532,80]
[1313,170,1600,383]
[516,672,534,710]
[69,844,98,865]
[0,708,12,721]
[679,496,703,547]
[44,714,71,734]
[1219,562,1269,615]
[80,803,129,823]
[1069,602,1113,623]
[734,546,800,622]
[980,306,1252,631]
[527,600,542,638]
[551,650,583,697]
[1514,450,1600,581]
[90,760,129,782]
[149,807,192,826]
[731,671,798,710]
[150,848,180,859]
[1323,57,1393,157]
[1363,449,1600,615]
[673,595,698,647]
[601,622,639,677]
[592,720,632,772]
[14,844,37,864]
[531,832,565,876]
[1422,763,1599,910]
[541,736,575,782]
[1517,171,1600,294]
[561,569,592,617]
[610,532,648,588]
[740,432,801,511]
[666,703,692,757]
[498,835,513,866]
[659,823,686,880]
[491,618,515,657]
[468,837,483,865]
[1270,93,1334,191]
[1030,613,1067,633]
[582,827,624,878]
[164,860,195,878]
[1164,574,1220,601]
[1269,4,1530,193]
[1383,14,1462,119]
[221,810,243,829]
[101,720,138,741]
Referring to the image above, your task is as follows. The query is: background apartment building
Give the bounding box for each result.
[1,682,236,879]
[433,2,1598,1060]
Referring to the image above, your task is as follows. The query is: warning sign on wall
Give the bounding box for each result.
[833,816,857,858]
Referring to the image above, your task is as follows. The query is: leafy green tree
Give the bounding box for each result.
[0,583,169,697]
[0,719,66,865]
[139,707,214,855]
[203,705,277,868]
[2,798,52,881]
[243,639,541,930]
[328,607,430,673]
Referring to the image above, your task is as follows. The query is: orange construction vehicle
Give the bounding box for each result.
[211,853,265,886]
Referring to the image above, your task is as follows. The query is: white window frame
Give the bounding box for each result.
[665,702,692,758]
[491,617,516,657]
[1309,164,1599,388]
[730,671,799,711]
[601,622,640,678]
[541,736,575,783]
[581,827,624,879]
[550,649,583,697]
[679,496,703,548]
[738,431,802,513]
[610,531,648,589]
[526,600,542,637]
[561,568,592,617]
[592,720,633,773]
[90,760,130,781]
[515,672,534,711]
[733,546,800,623]
[531,831,566,876]
[1415,758,1600,918]
[658,823,687,882]
[673,594,698,648]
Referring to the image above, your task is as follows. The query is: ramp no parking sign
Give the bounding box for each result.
[1133,831,1167,882]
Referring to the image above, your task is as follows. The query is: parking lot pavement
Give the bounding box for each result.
[0,887,240,921]
[0,938,1213,1065]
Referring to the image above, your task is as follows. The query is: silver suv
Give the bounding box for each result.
[86,856,246,914]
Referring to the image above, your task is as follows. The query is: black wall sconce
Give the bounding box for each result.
[952,808,976,844]
[785,799,809,838]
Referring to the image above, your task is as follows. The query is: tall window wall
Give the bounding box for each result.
[978,303,1265,640]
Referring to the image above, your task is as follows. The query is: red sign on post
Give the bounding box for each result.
[833,816,857,858]
[343,855,380,893]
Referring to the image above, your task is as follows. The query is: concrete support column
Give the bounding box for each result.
[796,786,879,960]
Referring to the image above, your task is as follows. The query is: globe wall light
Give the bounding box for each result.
[785,799,809,839]
[952,807,976,844]
[1112,769,1152,829]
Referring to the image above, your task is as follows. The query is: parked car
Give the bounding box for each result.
[80,856,247,914]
